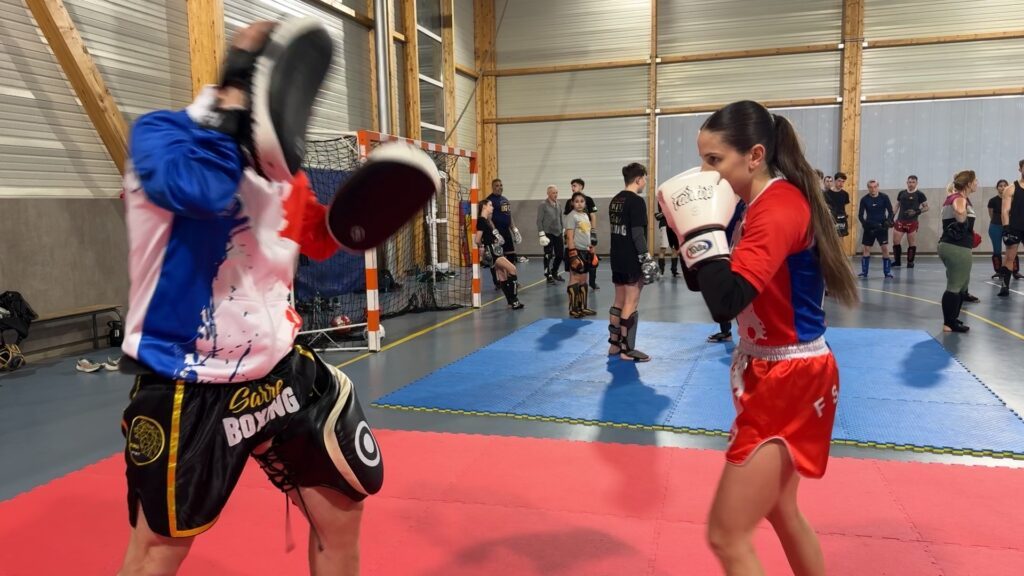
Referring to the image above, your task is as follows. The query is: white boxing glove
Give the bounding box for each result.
[512,226,523,245]
[656,169,736,269]
[538,231,550,247]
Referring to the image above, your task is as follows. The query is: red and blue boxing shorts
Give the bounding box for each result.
[726,337,839,478]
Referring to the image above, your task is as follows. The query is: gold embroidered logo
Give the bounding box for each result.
[128,416,165,465]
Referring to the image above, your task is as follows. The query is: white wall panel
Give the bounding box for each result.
[225,0,373,135]
[657,106,841,185]
[659,0,842,55]
[495,0,649,68]
[859,97,1024,190]
[658,52,841,108]
[454,73,477,188]
[497,117,648,201]
[454,0,474,68]
[0,0,122,197]
[862,39,1024,96]
[396,44,407,136]
[497,67,647,117]
[64,0,191,121]
[865,0,1024,41]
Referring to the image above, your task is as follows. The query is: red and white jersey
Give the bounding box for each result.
[730,178,827,346]
[122,88,339,384]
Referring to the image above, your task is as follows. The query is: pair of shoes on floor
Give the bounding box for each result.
[76,356,120,373]
[707,331,732,343]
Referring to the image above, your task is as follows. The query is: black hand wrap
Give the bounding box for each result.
[220,47,261,91]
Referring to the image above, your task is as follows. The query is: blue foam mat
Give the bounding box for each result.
[373,319,1024,456]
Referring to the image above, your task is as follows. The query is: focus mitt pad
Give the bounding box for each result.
[250,17,334,181]
[328,142,441,250]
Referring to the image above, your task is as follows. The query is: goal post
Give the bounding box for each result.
[295,130,481,353]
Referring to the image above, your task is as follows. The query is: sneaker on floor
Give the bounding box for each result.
[546,276,556,285]
[555,275,566,282]
[104,356,121,371]
[76,358,103,373]
[962,293,980,303]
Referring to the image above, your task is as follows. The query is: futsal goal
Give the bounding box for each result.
[295,131,482,353]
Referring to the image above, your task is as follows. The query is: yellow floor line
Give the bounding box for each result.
[860,287,1024,341]
[334,278,548,369]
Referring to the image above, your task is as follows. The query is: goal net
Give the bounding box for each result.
[295,131,481,352]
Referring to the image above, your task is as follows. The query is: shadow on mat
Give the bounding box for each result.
[899,339,951,389]
[534,319,588,352]
[421,527,637,575]
[596,357,672,516]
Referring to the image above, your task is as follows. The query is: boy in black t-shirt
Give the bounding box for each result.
[608,163,658,362]
[824,171,850,237]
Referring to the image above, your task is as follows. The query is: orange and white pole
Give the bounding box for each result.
[469,155,481,308]
[357,131,382,351]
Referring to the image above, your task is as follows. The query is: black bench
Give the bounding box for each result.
[34,304,122,349]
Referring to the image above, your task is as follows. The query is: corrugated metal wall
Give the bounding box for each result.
[495,0,649,68]
[0,0,123,197]
[658,0,842,55]
[63,0,191,122]
[862,39,1024,96]
[865,0,1024,40]
[859,97,1024,190]
[658,52,842,108]
[454,73,477,187]
[497,117,648,201]
[454,0,474,68]
[497,67,647,117]
[225,0,374,135]
[657,106,841,185]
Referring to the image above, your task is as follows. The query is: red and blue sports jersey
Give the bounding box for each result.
[730,179,826,346]
[122,88,339,384]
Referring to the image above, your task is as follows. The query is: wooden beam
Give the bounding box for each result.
[455,63,479,79]
[839,0,864,256]
[387,1,400,136]
[867,29,1024,49]
[647,0,658,255]
[442,0,456,141]
[658,97,839,117]
[312,0,374,28]
[475,0,497,187]
[366,0,379,132]
[26,0,128,174]
[401,0,421,138]
[392,30,407,43]
[865,86,1024,103]
[486,109,648,125]
[186,0,224,97]
[487,59,650,77]
[400,0,424,264]
[659,43,839,65]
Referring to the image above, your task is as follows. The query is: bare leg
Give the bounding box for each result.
[766,465,826,576]
[288,487,364,576]
[118,504,195,576]
[707,441,823,576]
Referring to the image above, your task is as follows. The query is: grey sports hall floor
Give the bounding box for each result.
[2,255,1023,503]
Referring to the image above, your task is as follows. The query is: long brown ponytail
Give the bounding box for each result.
[702,101,858,306]
[771,114,858,306]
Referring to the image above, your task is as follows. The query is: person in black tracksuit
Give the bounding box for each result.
[858,179,895,279]
[486,178,519,291]
[997,160,1024,297]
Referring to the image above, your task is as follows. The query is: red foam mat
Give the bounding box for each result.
[1,430,1021,575]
